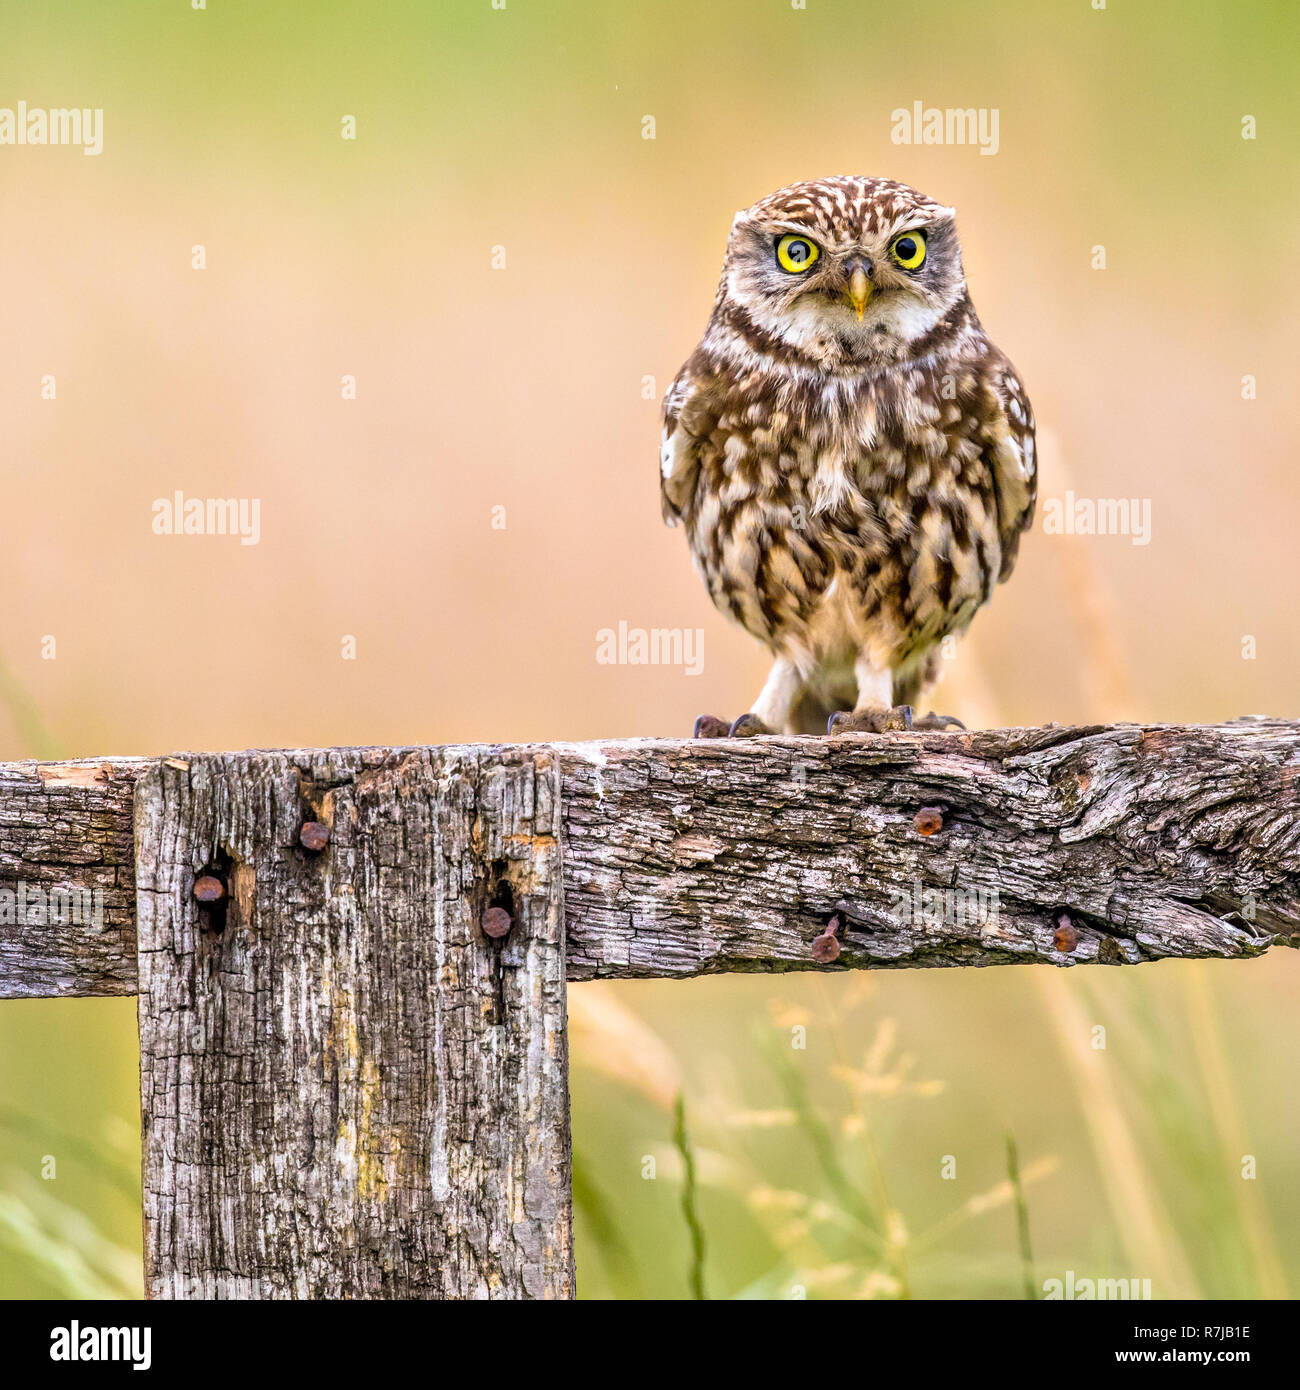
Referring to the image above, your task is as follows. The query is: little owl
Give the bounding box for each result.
[661,175,1035,736]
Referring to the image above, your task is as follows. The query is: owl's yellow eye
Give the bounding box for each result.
[890,230,927,270]
[776,234,820,274]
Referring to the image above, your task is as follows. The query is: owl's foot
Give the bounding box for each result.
[913,711,966,731]
[692,713,774,738]
[828,705,913,735]
[693,715,731,739]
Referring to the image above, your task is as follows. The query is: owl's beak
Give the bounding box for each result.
[847,265,873,320]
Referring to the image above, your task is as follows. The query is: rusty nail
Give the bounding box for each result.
[193,874,226,904]
[812,912,843,963]
[811,931,841,964]
[300,821,330,852]
[913,806,944,836]
[482,906,513,939]
[1053,914,1079,954]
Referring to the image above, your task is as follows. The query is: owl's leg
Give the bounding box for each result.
[726,655,804,736]
[693,656,803,739]
[826,655,913,734]
[736,656,804,736]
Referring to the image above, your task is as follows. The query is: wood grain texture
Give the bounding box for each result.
[558,722,1300,976]
[0,758,144,997]
[2,723,1298,998]
[135,747,573,1300]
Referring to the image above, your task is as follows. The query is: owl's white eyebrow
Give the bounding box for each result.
[765,219,822,239]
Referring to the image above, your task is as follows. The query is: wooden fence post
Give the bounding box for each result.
[4,724,1298,1298]
[134,747,573,1299]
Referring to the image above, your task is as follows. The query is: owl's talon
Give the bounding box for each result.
[913,712,966,731]
[728,713,773,738]
[693,715,731,739]
[827,705,914,735]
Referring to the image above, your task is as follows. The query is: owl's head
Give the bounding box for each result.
[722,176,968,367]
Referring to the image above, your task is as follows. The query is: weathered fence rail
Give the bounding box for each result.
[2,722,1297,1297]
[3,724,1297,999]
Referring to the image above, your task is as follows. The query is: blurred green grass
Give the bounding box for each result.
[2,858,1297,1300]
[0,999,142,1299]
[568,962,1298,1300]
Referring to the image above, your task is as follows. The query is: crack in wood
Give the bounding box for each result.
[0,723,1297,999]
[134,747,573,1300]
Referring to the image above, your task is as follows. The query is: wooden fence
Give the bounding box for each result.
[1,721,1296,1297]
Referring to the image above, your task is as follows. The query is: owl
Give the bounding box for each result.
[660,175,1036,736]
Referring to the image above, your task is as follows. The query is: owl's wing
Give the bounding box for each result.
[986,363,1037,581]
[659,364,710,526]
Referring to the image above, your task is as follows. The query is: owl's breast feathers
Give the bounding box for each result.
[660,323,1036,670]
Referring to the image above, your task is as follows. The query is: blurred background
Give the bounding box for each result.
[1,0,1298,1298]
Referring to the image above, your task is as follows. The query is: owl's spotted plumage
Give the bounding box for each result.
[661,175,1036,735]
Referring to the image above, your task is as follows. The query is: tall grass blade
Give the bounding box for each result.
[1005,1132,1036,1299]
[673,1092,707,1300]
